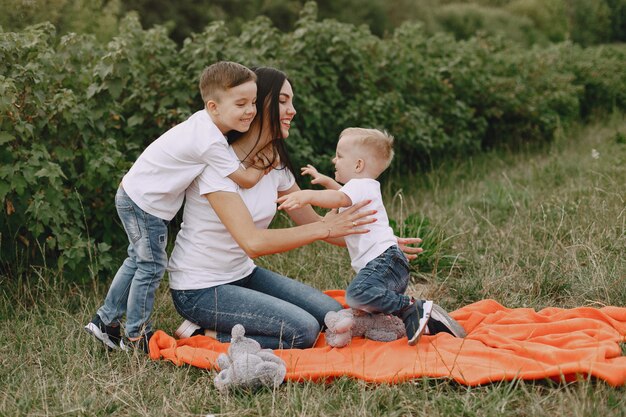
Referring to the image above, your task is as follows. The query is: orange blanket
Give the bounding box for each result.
[150,291,626,386]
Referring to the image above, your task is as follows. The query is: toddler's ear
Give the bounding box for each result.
[354,158,365,173]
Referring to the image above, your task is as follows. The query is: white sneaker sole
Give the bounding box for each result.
[430,304,467,338]
[408,300,433,345]
[175,320,201,339]
[84,322,124,350]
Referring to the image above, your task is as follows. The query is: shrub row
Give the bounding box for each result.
[2,3,625,279]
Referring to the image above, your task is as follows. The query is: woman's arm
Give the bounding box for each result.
[276,189,352,211]
[278,184,349,247]
[205,191,375,258]
[277,184,425,259]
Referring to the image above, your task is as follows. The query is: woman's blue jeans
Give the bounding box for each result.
[97,186,168,338]
[171,267,343,349]
[345,245,412,315]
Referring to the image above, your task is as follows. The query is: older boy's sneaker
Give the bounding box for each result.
[427,304,467,338]
[84,314,125,350]
[124,331,154,354]
[401,299,433,345]
[175,320,202,339]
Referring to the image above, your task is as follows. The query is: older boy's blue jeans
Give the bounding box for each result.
[345,245,412,315]
[97,186,168,338]
[170,267,343,349]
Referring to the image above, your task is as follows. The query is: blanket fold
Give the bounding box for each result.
[150,291,626,386]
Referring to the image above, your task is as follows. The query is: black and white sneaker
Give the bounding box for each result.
[401,299,434,345]
[84,314,125,350]
[427,304,467,338]
[124,331,154,354]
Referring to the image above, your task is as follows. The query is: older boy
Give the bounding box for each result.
[85,61,266,353]
[277,127,466,345]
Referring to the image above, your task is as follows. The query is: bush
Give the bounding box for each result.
[0,0,122,42]
[567,0,613,46]
[561,44,626,118]
[0,15,187,279]
[432,3,547,45]
[506,0,568,43]
[2,4,626,281]
[605,0,626,42]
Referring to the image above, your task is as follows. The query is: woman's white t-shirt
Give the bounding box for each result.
[168,147,295,290]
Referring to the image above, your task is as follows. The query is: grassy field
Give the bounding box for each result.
[1,116,625,416]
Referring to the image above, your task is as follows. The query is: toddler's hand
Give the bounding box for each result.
[276,191,308,211]
[301,164,323,184]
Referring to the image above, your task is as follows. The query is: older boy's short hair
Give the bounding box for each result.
[341,127,395,173]
[199,61,256,104]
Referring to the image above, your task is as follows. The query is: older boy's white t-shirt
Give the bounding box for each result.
[122,109,240,221]
[339,178,398,272]
[167,149,295,290]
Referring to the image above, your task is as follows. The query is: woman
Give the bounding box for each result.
[168,67,419,349]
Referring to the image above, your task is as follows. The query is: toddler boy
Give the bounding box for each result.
[277,128,466,344]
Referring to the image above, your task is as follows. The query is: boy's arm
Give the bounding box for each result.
[277,189,352,211]
[207,139,265,189]
[227,165,265,189]
[229,147,283,189]
[301,164,341,190]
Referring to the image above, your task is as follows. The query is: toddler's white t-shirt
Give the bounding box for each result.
[339,178,398,272]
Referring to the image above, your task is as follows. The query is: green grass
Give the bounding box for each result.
[1,116,625,416]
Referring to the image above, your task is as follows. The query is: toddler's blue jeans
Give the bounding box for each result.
[345,245,412,315]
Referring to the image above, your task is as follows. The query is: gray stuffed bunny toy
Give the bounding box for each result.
[214,324,287,392]
[324,308,406,348]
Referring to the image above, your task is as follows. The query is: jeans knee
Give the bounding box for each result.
[346,284,369,309]
[137,258,167,281]
[345,292,358,309]
[154,261,167,277]
[300,321,321,348]
[284,319,320,349]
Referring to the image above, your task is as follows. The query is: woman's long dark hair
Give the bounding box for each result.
[226,67,296,177]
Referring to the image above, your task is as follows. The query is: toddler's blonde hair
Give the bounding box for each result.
[340,127,394,176]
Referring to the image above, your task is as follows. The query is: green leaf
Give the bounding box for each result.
[0,131,14,145]
[35,163,66,180]
[12,176,27,195]
[127,114,143,127]
[86,83,100,99]
[0,181,9,201]
[106,78,124,99]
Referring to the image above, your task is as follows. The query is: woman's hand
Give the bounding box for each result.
[396,237,424,260]
[319,200,376,239]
